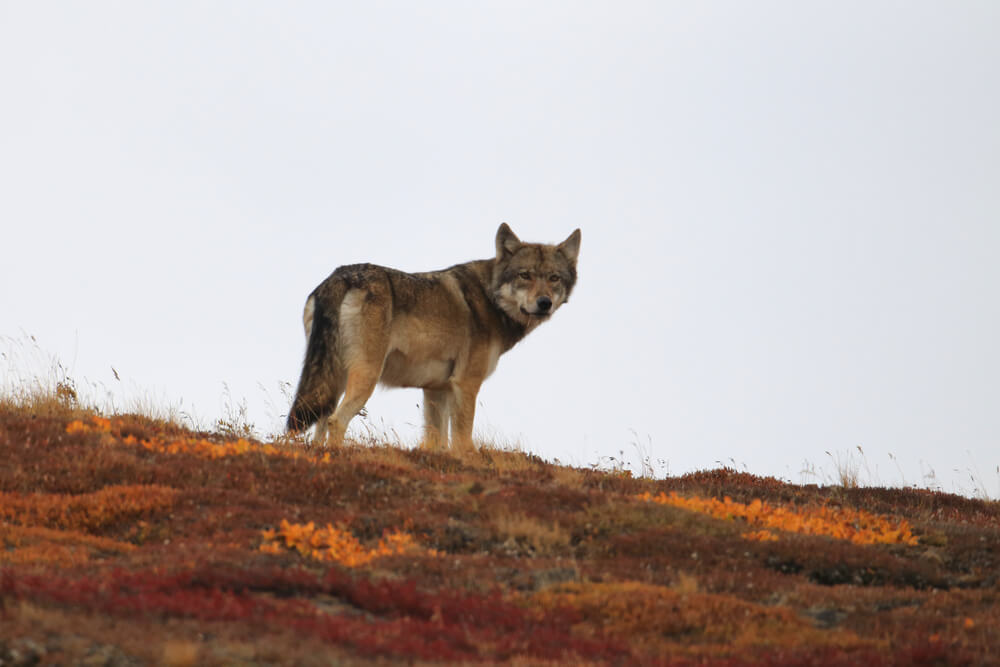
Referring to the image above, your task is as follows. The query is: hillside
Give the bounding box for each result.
[1,402,998,665]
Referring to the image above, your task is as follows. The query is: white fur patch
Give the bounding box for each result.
[302,295,316,341]
[496,283,530,323]
[338,289,368,367]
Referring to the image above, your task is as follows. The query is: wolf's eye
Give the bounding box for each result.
[549,274,561,283]
[518,271,531,280]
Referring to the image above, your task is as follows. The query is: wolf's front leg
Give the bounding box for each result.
[422,388,451,450]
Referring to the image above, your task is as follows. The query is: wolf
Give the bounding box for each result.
[286,223,581,451]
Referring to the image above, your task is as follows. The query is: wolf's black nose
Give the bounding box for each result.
[536,296,552,312]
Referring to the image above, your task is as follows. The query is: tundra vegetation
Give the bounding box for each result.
[1,373,999,665]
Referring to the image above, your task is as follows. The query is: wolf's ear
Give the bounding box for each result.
[558,228,581,263]
[496,223,521,257]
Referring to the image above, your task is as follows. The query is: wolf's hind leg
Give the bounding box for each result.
[326,285,391,446]
[422,388,452,450]
[313,415,331,446]
[326,365,381,446]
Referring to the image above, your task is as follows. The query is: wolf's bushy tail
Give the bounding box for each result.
[286,286,345,432]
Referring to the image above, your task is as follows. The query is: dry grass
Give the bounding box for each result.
[0,333,189,429]
[490,511,572,557]
[825,446,872,489]
[670,570,700,594]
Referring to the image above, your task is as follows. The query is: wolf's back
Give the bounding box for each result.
[286,279,348,432]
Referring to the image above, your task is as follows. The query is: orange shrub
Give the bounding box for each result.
[259,520,437,567]
[0,523,135,567]
[66,415,111,434]
[638,492,918,546]
[66,415,330,463]
[0,484,179,531]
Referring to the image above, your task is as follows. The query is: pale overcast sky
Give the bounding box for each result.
[2,3,998,496]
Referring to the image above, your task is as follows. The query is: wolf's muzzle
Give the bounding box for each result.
[536,296,552,313]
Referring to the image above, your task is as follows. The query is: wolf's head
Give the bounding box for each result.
[492,223,581,327]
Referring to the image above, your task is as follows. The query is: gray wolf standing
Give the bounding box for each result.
[286,223,581,450]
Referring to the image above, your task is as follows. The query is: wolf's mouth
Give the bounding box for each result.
[520,307,551,319]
